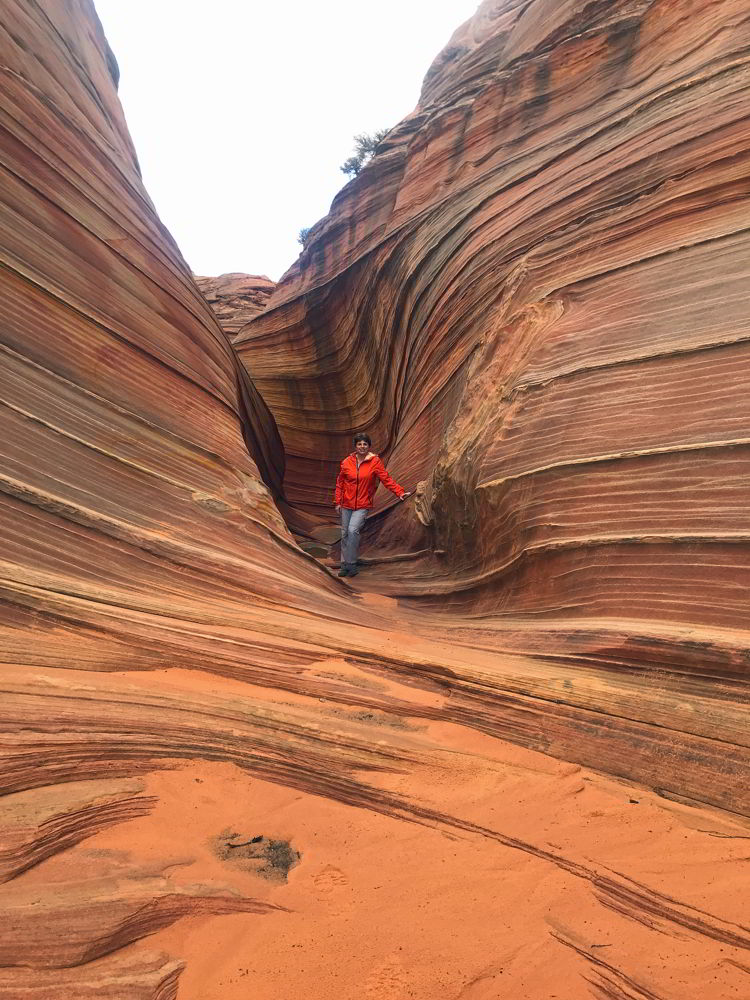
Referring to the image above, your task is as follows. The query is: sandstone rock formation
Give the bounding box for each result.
[239,0,750,607]
[236,0,750,782]
[195,273,275,338]
[1,0,749,998]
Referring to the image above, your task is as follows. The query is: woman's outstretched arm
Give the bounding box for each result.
[374,458,407,498]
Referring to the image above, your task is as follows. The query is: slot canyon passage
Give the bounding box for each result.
[1,0,749,996]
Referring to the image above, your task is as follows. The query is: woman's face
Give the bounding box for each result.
[355,439,370,457]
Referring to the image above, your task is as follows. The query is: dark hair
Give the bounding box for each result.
[353,433,371,447]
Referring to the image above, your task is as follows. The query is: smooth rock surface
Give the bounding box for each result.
[236,0,750,798]
[238,0,750,628]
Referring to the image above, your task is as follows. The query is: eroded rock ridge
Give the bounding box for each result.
[195,273,276,338]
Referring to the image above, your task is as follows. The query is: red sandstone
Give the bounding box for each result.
[0,1,748,997]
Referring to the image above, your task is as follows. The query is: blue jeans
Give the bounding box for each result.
[340,508,367,567]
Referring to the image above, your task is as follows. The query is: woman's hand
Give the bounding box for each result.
[335,504,341,513]
[399,492,412,501]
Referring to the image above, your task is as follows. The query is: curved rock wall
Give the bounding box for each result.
[0,0,309,632]
[237,0,750,635]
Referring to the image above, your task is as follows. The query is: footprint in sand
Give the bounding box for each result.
[363,959,410,1000]
[311,865,349,916]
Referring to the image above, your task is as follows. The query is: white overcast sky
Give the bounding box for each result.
[93,1,479,281]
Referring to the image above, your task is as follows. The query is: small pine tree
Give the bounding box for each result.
[340,128,390,177]
[298,227,312,246]
[340,155,362,178]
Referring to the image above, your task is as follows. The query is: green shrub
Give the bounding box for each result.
[340,129,390,177]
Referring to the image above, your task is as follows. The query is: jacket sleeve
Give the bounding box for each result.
[375,458,405,497]
[334,464,345,505]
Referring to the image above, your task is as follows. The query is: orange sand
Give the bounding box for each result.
[53,660,750,1000]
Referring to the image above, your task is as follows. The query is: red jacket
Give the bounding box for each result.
[334,452,405,509]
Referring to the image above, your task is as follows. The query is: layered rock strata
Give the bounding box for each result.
[195,273,275,338]
[1,1,749,997]
[237,0,750,631]
[235,1,750,821]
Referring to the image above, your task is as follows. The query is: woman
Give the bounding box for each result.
[334,434,410,577]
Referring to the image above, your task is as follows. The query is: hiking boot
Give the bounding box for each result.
[337,566,350,577]
[347,566,359,577]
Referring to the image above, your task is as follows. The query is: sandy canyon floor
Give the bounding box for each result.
[5,602,747,1000]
